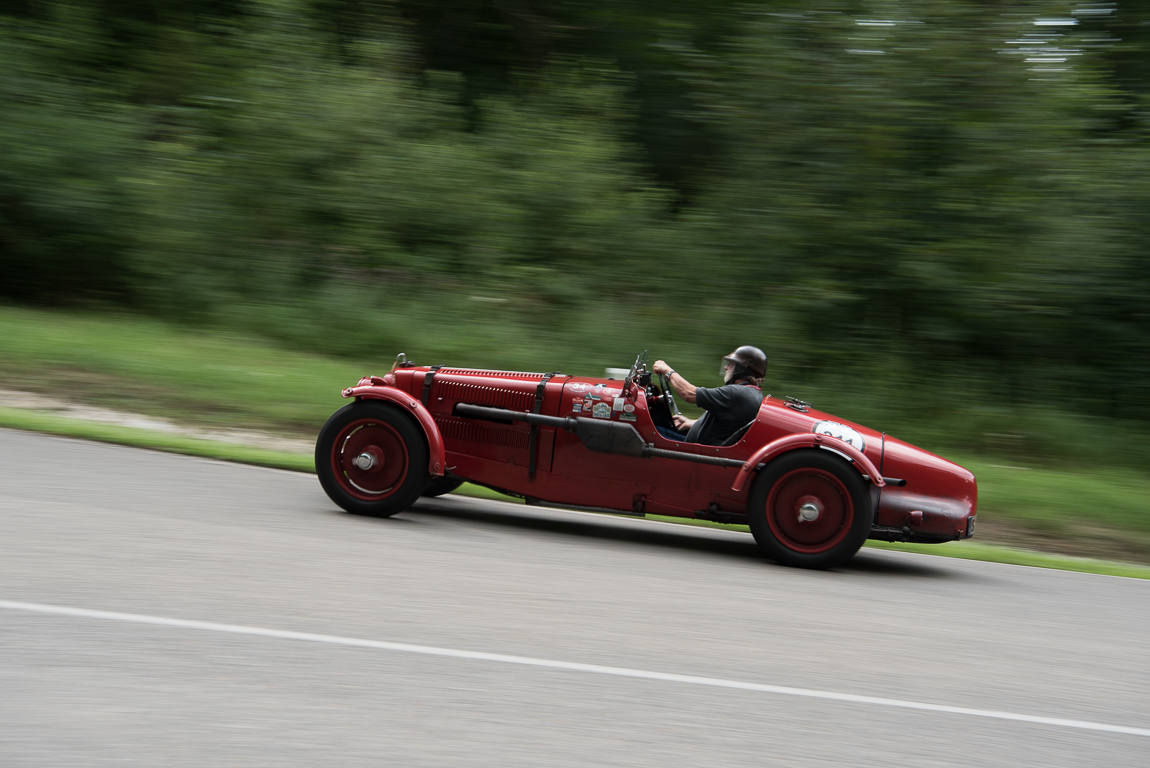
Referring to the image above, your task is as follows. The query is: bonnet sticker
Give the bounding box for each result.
[592,402,612,419]
[569,383,589,392]
[571,402,583,413]
[623,403,635,413]
[612,397,625,411]
[619,413,637,422]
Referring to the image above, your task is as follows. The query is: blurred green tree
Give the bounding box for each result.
[2,0,1150,420]
[0,18,140,303]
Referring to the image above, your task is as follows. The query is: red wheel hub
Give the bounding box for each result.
[765,468,854,554]
[331,419,409,501]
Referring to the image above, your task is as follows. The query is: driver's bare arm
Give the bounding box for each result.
[652,360,698,404]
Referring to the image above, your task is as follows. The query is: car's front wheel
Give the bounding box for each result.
[747,449,872,569]
[315,401,429,517]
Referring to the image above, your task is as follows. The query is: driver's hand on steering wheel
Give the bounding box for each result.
[652,360,672,376]
[672,414,695,433]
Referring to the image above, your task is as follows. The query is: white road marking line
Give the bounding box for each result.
[2,598,1147,739]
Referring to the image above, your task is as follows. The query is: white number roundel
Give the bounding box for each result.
[812,421,866,452]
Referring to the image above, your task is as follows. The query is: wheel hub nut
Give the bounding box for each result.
[798,503,820,522]
[354,452,377,471]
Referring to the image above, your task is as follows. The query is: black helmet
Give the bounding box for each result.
[721,345,768,381]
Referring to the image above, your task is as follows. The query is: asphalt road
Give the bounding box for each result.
[1,428,1147,767]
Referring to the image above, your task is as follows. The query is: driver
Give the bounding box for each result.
[652,346,767,445]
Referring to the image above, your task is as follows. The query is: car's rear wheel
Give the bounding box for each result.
[747,449,872,569]
[315,401,428,517]
[422,476,465,498]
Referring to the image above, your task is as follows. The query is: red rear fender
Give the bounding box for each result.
[731,433,885,493]
[342,385,446,477]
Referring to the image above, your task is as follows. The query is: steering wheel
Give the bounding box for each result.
[658,371,680,418]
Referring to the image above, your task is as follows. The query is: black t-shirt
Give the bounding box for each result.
[685,383,764,446]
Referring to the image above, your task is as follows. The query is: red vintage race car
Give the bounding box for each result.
[315,352,977,569]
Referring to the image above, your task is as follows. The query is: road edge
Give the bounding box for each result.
[2,406,1147,580]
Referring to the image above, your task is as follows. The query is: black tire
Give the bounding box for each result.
[315,401,429,517]
[422,476,465,498]
[747,449,872,569]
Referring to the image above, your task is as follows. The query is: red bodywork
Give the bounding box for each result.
[344,366,977,543]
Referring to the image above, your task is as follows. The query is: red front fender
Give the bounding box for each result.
[731,433,885,493]
[342,385,446,477]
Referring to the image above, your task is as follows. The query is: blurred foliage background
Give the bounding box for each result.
[3,0,1150,457]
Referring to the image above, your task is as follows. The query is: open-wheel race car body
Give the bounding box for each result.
[316,353,977,569]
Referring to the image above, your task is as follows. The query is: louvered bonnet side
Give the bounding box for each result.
[426,369,564,467]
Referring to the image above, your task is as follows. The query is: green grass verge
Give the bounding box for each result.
[862,540,1150,579]
[2,303,1149,565]
[3,407,1148,579]
[644,514,1150,578]
[0,305,363,435]
[0,407,314,473]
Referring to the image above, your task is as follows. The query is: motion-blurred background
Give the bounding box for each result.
[2,1,1149,560]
